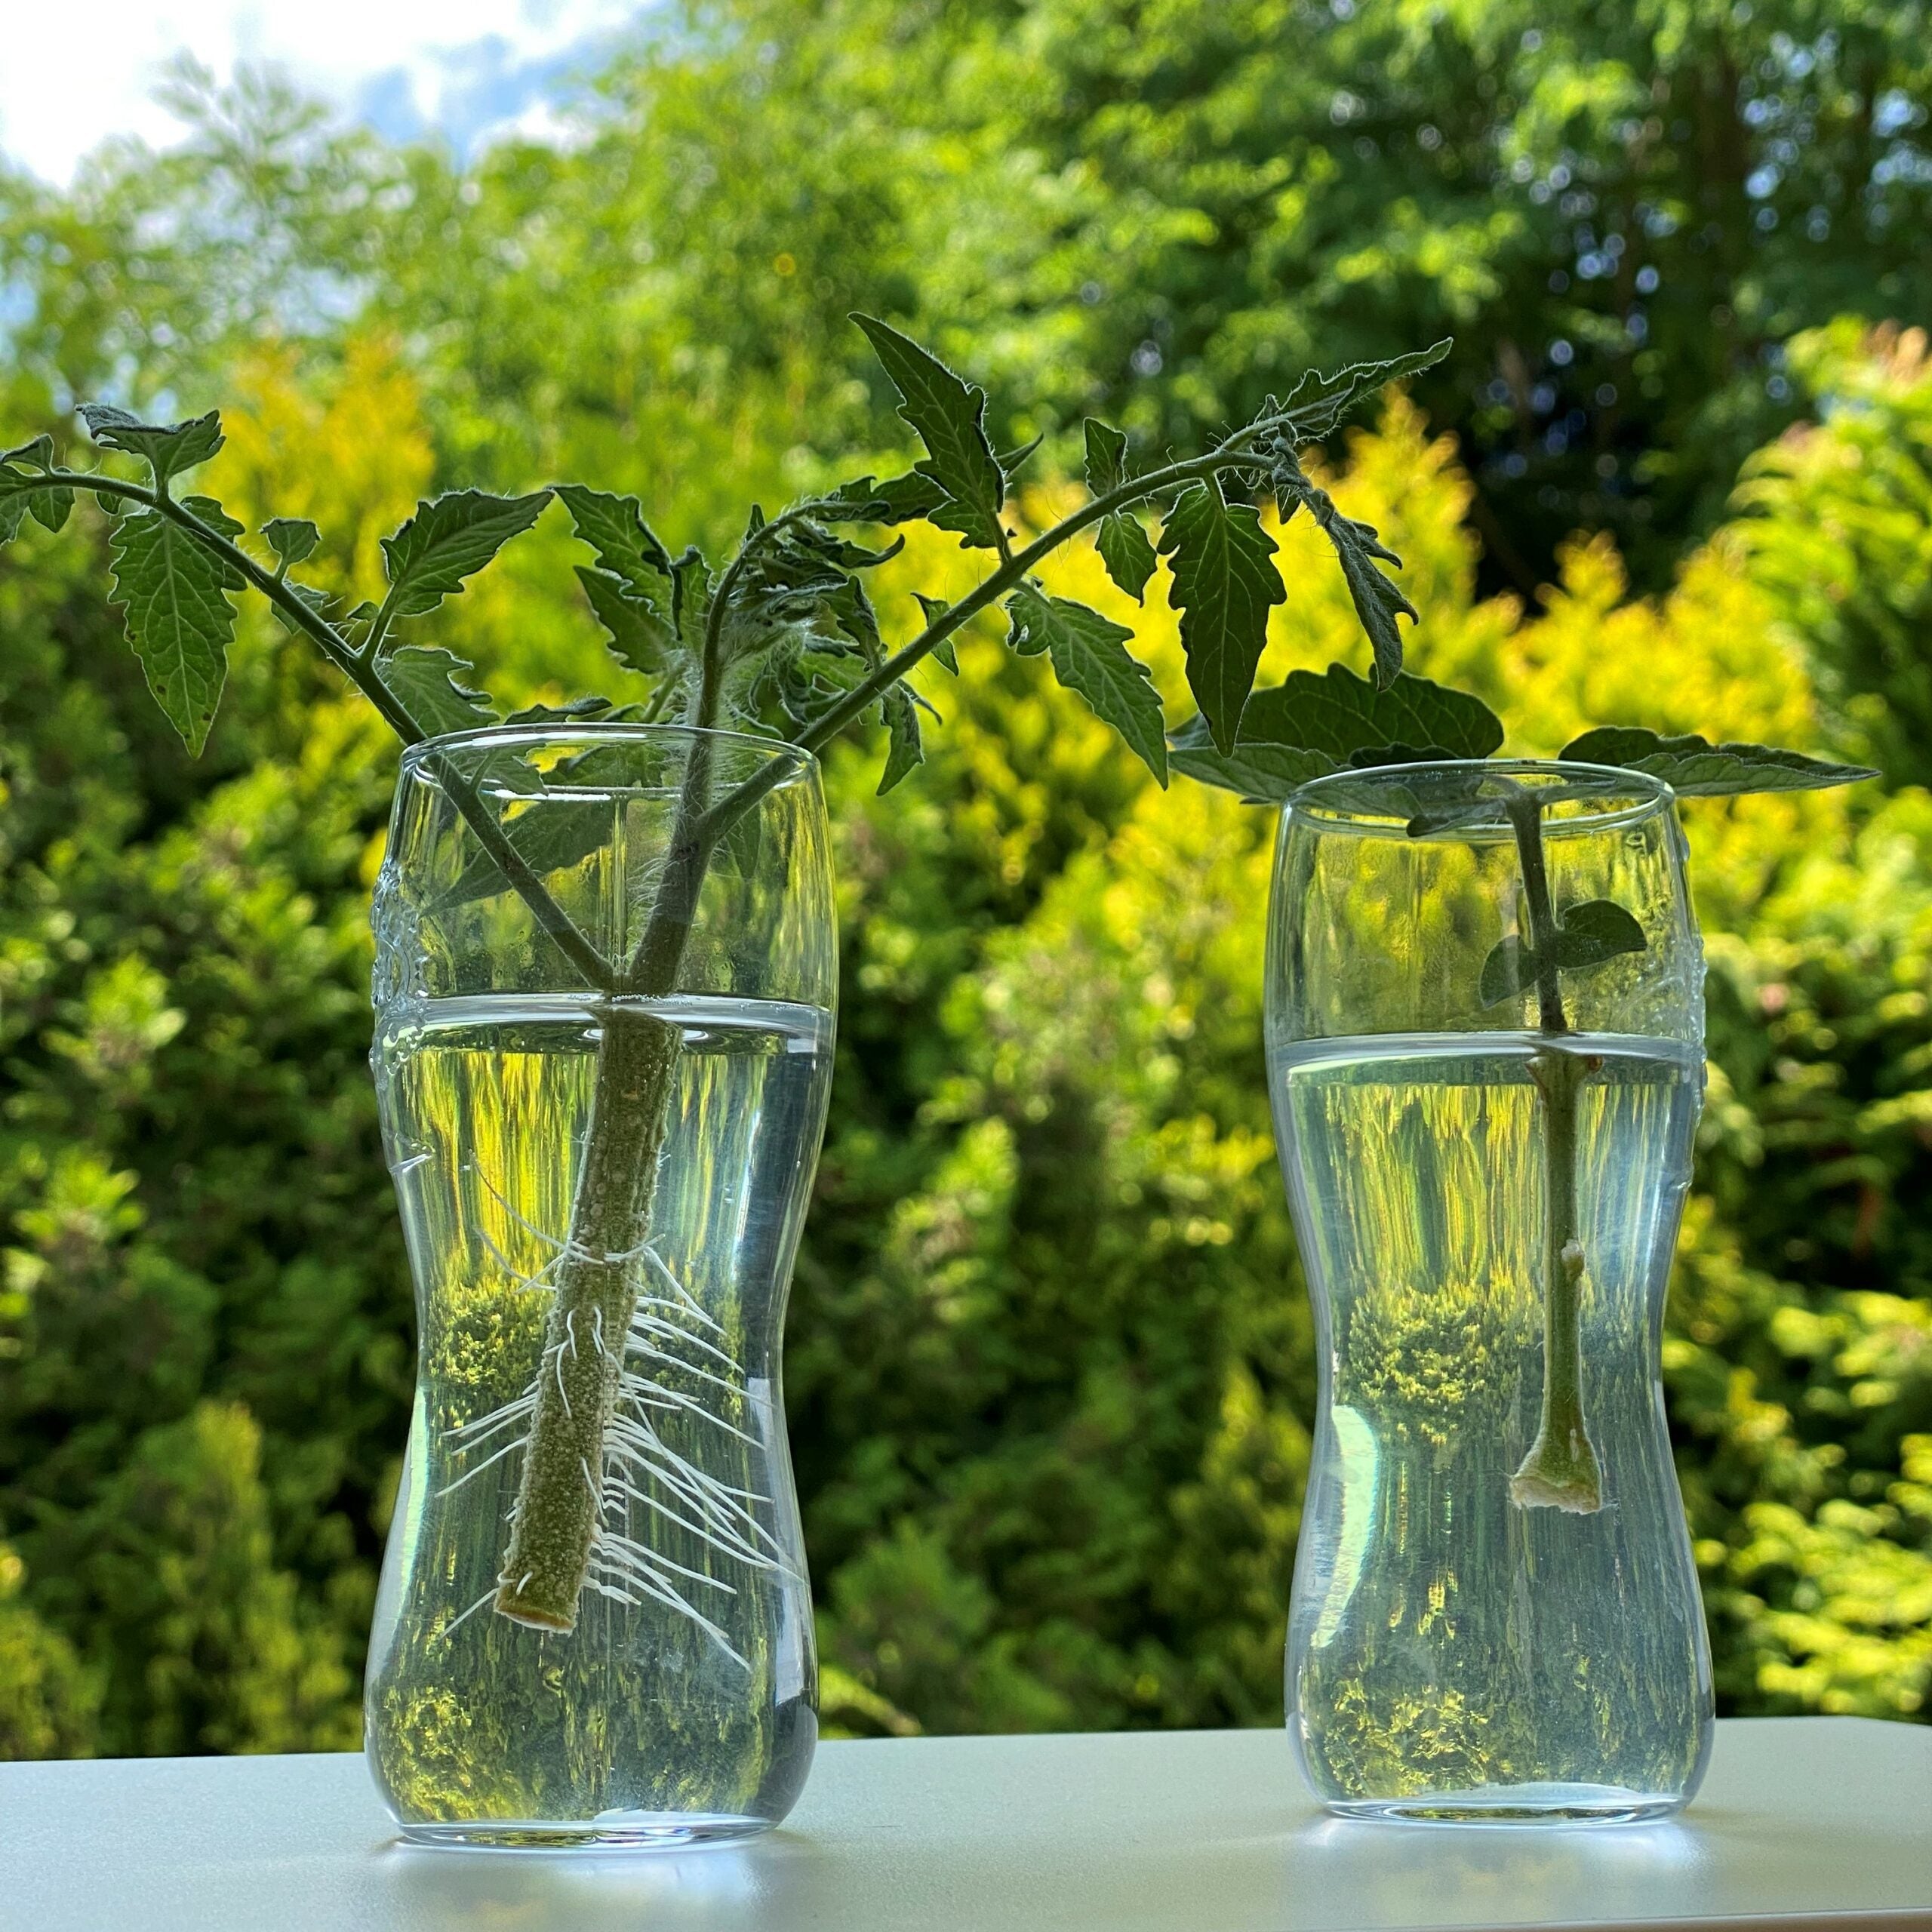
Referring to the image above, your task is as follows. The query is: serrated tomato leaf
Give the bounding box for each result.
[820,470,951,525]
[380,490,549,621]
[106,497,245,755]
[1097,511,1158,603]
[1309,501,1415,688]
[553,485,672,592]
[852,313,1006,551]
[1167,712,1332,801]
[1006,584,1168,784]
[577,565,676,678]
[1158,477,1285,752]
[1559,726,1878,795]
[79,405,225,488]
[377,645,499,740]
[1084,418,1129,496]
[1275,340,1453,441]
[1240,663,1503,762]
[878,682,924,794]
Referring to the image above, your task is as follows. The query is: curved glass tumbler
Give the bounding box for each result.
[364,725,835,1848]
[1267,761,1713,1823]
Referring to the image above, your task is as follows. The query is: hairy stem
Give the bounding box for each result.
[1505,793,1604,1515]
[494,611,734,1628]
[493,785,715,1631]
[494,1005,680,1627]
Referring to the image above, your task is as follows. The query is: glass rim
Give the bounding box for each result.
[1286,757,1675,839]
[400,719,820,783]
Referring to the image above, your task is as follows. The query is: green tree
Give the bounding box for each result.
[14,7,1930,583]
[1739,320,1932,789]
[373,0,1932,584]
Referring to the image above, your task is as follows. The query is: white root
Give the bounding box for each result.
[439,1585,501,1642]
[438,1167,789,1665]
[431,1432,528,1500]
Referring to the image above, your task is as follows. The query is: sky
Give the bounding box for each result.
[0,0,652,183]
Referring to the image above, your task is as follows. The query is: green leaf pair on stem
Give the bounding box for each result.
[1478,900,1647,1009]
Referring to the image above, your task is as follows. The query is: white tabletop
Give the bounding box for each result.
[5,1717,1927,1931]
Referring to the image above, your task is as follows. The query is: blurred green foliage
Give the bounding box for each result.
[1,4,1929,1752]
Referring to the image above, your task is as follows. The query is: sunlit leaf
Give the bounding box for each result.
[379,489,549,621]
[852,313,1005,550]
[1241,663,1503,762]
[577,565,675,677]
[79,405,225,488]
[1083,417,1129,496]
[1097,512,1158,602]
[262,517,321,568]
[1275,340,1453,441]
[553,485,672,590]
[1158,476,1285,752]
[1006,583,1168,784]
[105,496,246,755]
[1559,726,1878,794]
[377,645,499,739]
[878,682,924,793]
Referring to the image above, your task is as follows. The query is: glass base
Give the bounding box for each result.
[397,1811,777,1853]
[1326,1785,1689,1826]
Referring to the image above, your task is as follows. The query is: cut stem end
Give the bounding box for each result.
[493,1589,578,1633]
[1510,1419,1604,1515]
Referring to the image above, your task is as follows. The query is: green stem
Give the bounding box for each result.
[495,562,752,1628]
[1507,793,1569,1038]
[1504,792,1603,1515]
[494,435,1300,1623]
[491,742,718,1631]
[494,1004,680,1627]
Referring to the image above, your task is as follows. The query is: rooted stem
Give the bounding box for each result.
[494,1005,681,1627]
[493,715,732,1629]
[1504,792,1604,1515]
[494,541,773,1628]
